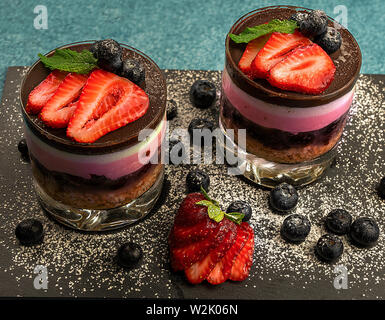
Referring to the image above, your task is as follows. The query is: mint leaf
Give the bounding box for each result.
[229,19,298,44]
[207,206,224,223]
[38,49,98,74]
[224,212,244,225]
[195,200,214,207]
[200,186,220,207]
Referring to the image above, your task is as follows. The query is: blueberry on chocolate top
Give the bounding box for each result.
[315,234,343,263]
[377,176,385,199]
[186,169,210,193]
[315,27,342,54]
[189,80,216,109]
[270,183,298,213]
[188,118,215,146]
[90,39,123,73]
[350,217,380,247]
[119,58,145,86]
[325,209,352,235]
[117,242,143,269]
[291,9,328,37]
[15,219,44,246]
[280,214,311,244]
[166,99,178,120]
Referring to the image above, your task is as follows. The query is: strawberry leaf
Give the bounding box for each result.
[38,49,98,74]
[229,19,298,44]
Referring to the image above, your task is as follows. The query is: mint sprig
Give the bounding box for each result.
[38,49,98,74]
[196,187,244,225]
[229,19,298,44]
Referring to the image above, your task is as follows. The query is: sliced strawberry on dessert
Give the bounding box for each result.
[251,30,311,79]
[184,219,237,284]
[26,70,67,114]
[238,34,270,78]
[206,222,250,285]
[229,223,254,282]
[39,73,89,128]
[66,69,149,143]
[268,43,336,94]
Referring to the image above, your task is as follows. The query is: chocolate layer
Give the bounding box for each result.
[20,42,167,154]
[226,5,361,107]
[221,94,349,151]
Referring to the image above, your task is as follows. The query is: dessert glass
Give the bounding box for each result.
[20,41,167,231]
[219,5,361,187]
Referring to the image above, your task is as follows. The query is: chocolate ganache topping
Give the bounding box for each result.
[20,41,167,155]
[225,5,361,107]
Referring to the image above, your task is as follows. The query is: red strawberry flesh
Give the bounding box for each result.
[229,223,254,281]
[184,219,237,284]
[40,73,88,128]
[268,43,336,94]
[206,222,250,285]
[251,30,311,79]
[26,70,67,114]
[238,34,270,78]
[66,69,149,143]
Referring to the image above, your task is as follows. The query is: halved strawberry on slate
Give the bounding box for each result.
[40,73,89,128]
[184,219,237,284]
[238,34,270,78]
[67,69,149,143]
[230,223,255,282]
[26,70,67,114]
[251,30,311,79]
[206,222,250,285]
[268,43,336,94]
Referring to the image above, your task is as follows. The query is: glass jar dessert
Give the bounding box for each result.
[20,41,167,231]
[219,5,361,187]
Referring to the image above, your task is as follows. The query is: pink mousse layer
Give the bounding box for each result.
[222,68,354,133]
[25,117,166,180]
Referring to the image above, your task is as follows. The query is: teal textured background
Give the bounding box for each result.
[1,0,384,93]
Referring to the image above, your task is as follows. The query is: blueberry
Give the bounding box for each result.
[189,80,216,109]
[15,219,44,246]
[166,99,178,120]
[350,217,380,247]
[117,242,143,269]
[291,9,328,37]
[226,200,252,222]
[315,234,344,262]
[18,138,30,161]
[325,209,352,235]
[269,183,298,213]
[377,176,385,199]
[186,169,210,193]
[119,58,145,85]
[315,27,342,54]
[280,214,311,244]
[188,118,215,146]
[90,39,123,73]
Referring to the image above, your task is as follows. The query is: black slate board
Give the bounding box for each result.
[0,67,384,299]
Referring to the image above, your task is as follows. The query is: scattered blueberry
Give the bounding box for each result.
[226,200,252,222]
[15,219,44,246]
[269,183,298,213]
[290,9,328,37]
[350,217,380,247]
[280,214,311,244]
[315,234,344,263]
[168,139,186,164]
[166,99,178,120]
[90,39,123,73]
[189,80,216,109]
[119,58,145,85]
[188,118,215,146]
[18,138,30,161]
[315,26,342,54]
[117,242,143,269]
[377,176,385,199]
[186,169,210,193]
[325,209,352,235]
